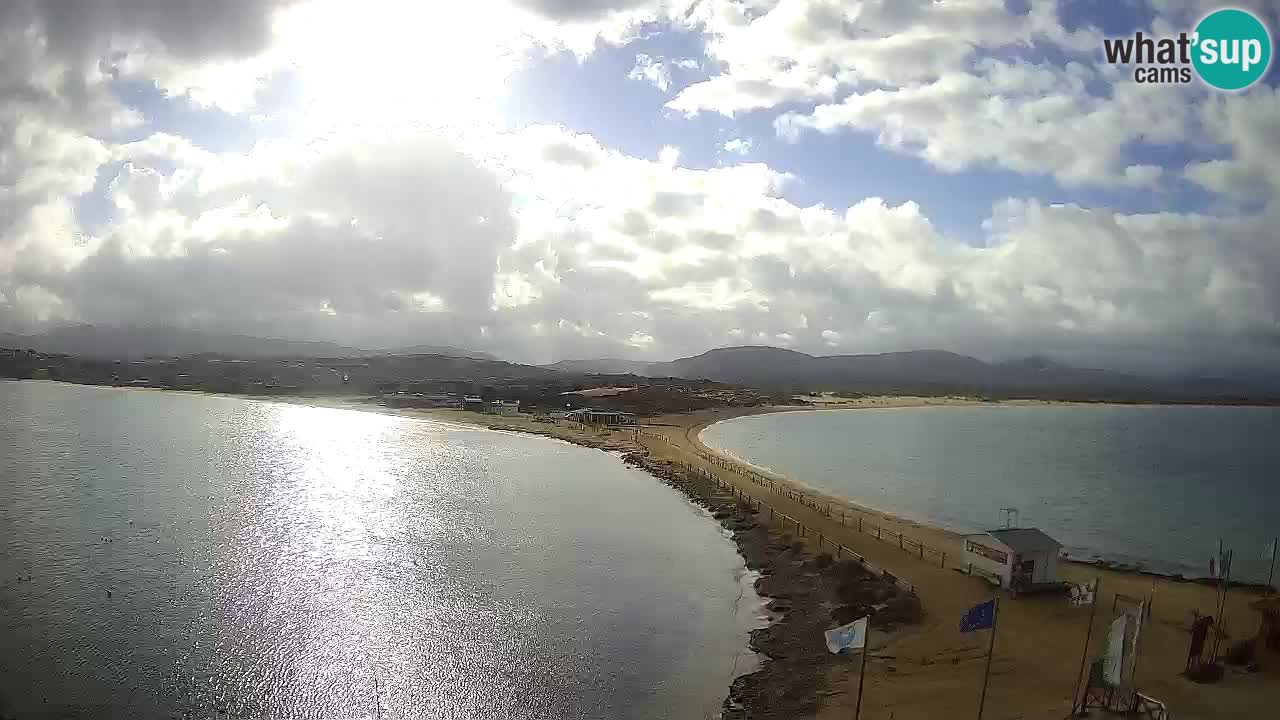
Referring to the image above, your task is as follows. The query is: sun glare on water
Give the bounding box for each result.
[276,0,532,132]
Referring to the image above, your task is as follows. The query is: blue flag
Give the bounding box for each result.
[960,599,996,633]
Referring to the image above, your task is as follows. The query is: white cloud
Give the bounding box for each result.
[669,0,1100,117]
[776,58,1193,188]
[2,0,1280,374]
[1186,87,1280,204]
[629,54,674,91]
[627,53,701,92]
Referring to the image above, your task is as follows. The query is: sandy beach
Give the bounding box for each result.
[188,391,1280,718]
[640,402,1279,720]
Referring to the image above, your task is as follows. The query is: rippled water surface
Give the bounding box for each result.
[1,380,754,719]
[701,404,1279,582]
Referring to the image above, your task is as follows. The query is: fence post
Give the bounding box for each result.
[818,532,824,548]
[968,563,973,576]
[941,552,946,569]
[899,535,904,550]
[877,526,882,540]
[858,516,862,533]
[919,543,924,559]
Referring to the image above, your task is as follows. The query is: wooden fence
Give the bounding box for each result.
[683,446,957,571]
[672,458,920,596]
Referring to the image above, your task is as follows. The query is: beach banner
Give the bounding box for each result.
[959,599,996,633]
[1101,614,1128,687]
[1121,602,1145,690]
[825,617,869,654]
[1069,581,1096,607]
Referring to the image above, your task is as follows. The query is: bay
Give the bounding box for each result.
[700,404,1279,583]
[0,380,756,719]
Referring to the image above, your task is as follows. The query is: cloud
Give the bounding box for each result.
[629,54,675,91]
[669,0,1099,116]
[1186,87,1280,204]
[2,0,1280,375]
[669,0,1259,189]
[627,53,701,92]
[776,59,1192,188]
[8,117,1278,368]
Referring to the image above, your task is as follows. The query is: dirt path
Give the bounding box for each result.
[635,407,1278,720]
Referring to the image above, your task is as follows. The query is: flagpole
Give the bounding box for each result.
[977,598,1000,720]
[1267,538,1277,595]
[855,624,871,720]
[1210,551,1232,662]
[1068,578,1100,716]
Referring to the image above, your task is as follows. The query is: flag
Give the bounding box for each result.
[959,599,996,633]
[1121,602,1145,690]
[1101,614,1128,687]
[1266,539,1278,560]
[1069,580,1096,607]
[825,617,869,654]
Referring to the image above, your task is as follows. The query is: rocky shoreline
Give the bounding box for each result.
[615,449,923,719]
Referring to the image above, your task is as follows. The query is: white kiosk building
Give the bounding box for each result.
[962,528,1063,590]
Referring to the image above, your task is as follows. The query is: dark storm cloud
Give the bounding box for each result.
[3,0,295,62]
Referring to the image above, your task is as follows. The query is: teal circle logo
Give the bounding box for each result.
[1192,8,1272,91]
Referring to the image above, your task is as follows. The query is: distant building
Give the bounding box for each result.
[961,528,1063,590]
[564,408,638,426]
[560,386,636,399]
[462,396,485,411]
[382,392,462,409]
[487,400,521,416]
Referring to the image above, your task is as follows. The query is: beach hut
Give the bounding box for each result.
[962,528,1063,591]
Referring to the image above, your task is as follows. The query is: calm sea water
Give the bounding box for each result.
[701,405,1279,583]
[0,381,757,719]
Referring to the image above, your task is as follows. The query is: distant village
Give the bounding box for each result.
[0,347,796,420]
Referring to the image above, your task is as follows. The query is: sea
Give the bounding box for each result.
[0,380,758,719]
[700,404,1279,584]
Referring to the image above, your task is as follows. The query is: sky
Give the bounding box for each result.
[1,0,1279,371]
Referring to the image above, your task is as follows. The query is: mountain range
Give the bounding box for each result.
[0,325,495,361]
[4,326,1275,401]
[544,346,1278,401]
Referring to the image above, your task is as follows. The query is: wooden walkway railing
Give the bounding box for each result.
[676,458,920,596]
[684,445,954,571]
[628,430,1014,590]
[627,430,920,595]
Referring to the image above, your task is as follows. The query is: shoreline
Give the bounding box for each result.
[12,381,1279,716]
[631,402,1278,718]
[282,395,927,718]
[684,404,1274,590]
[191,389,931,719]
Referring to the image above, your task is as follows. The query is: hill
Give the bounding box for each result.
[0,325,490,361]
[607,346,1275,402]
[384,344,497,361]
[542,358,655,375]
